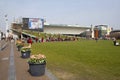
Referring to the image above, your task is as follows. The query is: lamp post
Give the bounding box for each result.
[0,30,1,41]
[0,19,1,40]
[20,23,23,40]
[5,14,9,40]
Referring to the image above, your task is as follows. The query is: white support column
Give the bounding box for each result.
[107,26,111,35]
[91,25,94,39]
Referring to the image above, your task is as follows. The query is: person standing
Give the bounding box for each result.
[41,37,44,42]
[113,38,116,46]
[27,37,33,45]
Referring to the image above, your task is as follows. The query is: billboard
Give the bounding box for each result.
[28,18,43,29]
[22,18,44,31]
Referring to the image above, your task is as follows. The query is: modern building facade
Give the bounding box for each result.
[12,18,90,36]
[43,24,90,35]
[93,25,112,39]
[11,17,113,38]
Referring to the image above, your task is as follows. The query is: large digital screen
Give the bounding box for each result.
[28,18,43,29]
[22,18,44,31]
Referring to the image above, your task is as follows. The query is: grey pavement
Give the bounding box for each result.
[0,41,58,80]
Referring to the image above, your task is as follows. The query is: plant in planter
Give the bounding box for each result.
[28,54,46,76]
[16,43,24,51]
[21,47,31,58]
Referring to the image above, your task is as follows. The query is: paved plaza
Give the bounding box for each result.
[0,40,49,80]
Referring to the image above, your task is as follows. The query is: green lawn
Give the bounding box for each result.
[31,40,120,80]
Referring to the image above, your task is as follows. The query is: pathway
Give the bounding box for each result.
[0,41,58,80]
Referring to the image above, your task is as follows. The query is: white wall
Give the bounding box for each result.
[44,26,89,35]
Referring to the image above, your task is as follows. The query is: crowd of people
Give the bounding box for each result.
[1,31,120,47]
[19,36,78,45]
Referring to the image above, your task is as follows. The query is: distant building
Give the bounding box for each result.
[93,25,112,39]
[110,30,120,39]
[12,17,113,38]
[12,23,22,29]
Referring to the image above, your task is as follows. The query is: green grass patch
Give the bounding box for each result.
[31,40,120,80]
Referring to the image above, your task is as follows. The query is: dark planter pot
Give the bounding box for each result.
[17,46,23,51]
[21,51,31,58]
[28,62,46,76]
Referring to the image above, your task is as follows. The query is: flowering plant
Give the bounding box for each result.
[16,42,24,47]
[28,54,46,64]
[21,47,31,53]
[20,43,31,53]
[16,40,24,46]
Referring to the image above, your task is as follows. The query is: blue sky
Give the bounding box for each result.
[0,0,120,30]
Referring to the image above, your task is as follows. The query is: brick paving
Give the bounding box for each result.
[0,41,49,80]
[0,41,9,80]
